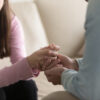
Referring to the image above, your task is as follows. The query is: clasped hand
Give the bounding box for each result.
[44,53,79,85]
[27,44,78,85]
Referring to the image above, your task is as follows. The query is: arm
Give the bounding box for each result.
[10,16,26,64]
[61,0,100,100]
[0,45,59,87]
[0,58,33,88]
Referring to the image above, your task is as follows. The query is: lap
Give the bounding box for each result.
[3,80,38,100]
[42,91,79,100]
[0,88,6,100]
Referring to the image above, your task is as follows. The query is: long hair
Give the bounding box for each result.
[0,0,11,58]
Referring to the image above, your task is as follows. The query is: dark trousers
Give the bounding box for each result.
[0,80,38,100]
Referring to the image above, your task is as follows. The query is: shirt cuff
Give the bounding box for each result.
[61,69,77,90]
[32,69,40,77]
[25,58,40,77]
[76,58,83,69]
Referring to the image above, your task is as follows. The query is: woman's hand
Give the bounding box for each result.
[27,44,60,71]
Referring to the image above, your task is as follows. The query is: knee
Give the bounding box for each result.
[19,80,38,91]
[42,91,79,100]
[42,92,60,100]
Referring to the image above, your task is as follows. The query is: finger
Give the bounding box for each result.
[41,44,60,51]
[43,56,57,65]
[45,75,56,83]
[40,49,58,57]
[42,59,52,71]
[46,76,60,85]
[56,64,63,67]
[39,56,58,71]
[42,57,57,70]
[46,59,61,70]
[48,51,58,57]
[52,82,58,85]
[42,50,58,57]
[49,44,60,51]
[43,56,57,61]
[52,81,60,85]
[44,70,51,76]
[46,76,53,83]
[57,54,66,61]
[57,54,69,65]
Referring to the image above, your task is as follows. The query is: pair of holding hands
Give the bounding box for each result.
[27,44,78,85]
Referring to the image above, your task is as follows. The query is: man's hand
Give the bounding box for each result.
[44,64,67,85]
[27,44,60,71]
[58,54,79,71]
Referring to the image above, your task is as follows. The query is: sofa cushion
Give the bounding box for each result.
[11,1,48,55]
[35,0,87,57]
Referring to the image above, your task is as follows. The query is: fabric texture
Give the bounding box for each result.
[0,80,37,100]
[42,91,79,100]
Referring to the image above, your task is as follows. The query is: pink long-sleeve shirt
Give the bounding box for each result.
[0,16,34,88]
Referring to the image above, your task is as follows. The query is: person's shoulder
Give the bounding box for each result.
[11,13,22,32]
[11,11,21,24]
[11,16,20,25]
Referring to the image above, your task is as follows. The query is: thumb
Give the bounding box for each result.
[48,44,60,51]
[41,44,60,52]
[57,54,71,66]
[57,54,66,62]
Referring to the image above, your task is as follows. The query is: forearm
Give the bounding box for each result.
[0,58,33,88]
[10,16,26,64]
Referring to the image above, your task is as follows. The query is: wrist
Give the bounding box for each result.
[27,55,33,69]
[72,59,79,71]
[27,56,40,77]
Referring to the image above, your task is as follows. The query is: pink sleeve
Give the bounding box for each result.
[9,16,39,77]
[10,16,26,64]
[0,58,33,87]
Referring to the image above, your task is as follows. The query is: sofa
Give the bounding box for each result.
[0,0,87,99]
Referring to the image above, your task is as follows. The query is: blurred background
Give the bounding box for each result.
[9,0,87,57]
[1,0,88,99]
